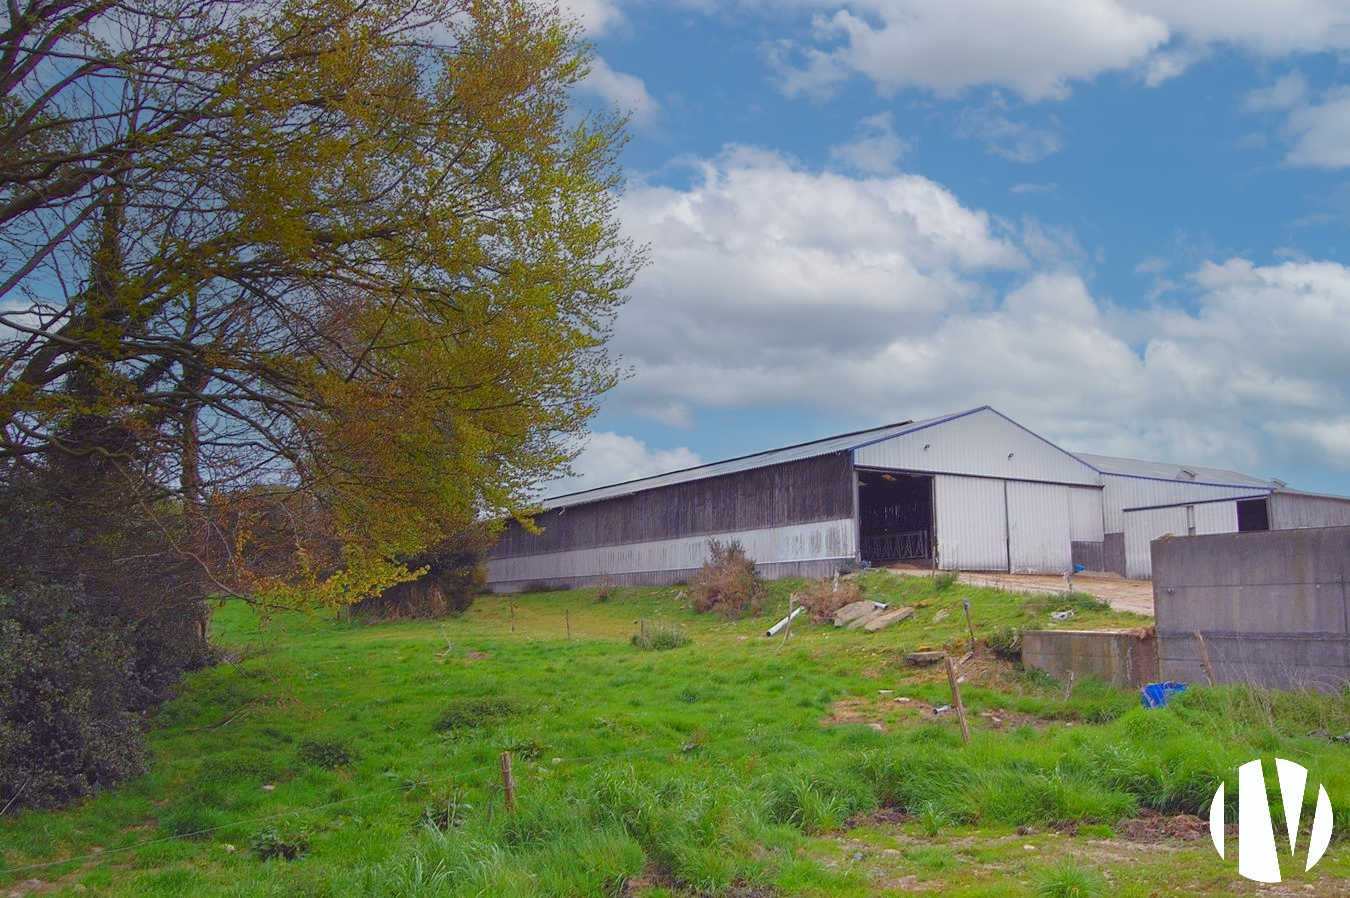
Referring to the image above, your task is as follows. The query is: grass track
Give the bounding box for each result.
[1,573,1346,896]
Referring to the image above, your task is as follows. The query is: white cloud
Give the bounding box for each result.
[547,431,702,495]
[768,2,1350,101]
[580,56,659,126]
[559,0,625,37]
[828,112,910,173]
[1242,70,1310,111]
[609,148,1350,476]
[954,104,1064,162]
[782,0,1168,101]
[1283,86,1350,168]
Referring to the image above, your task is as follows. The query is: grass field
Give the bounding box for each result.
[2,571,1347,897]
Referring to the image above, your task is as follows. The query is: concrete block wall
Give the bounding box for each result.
[1021,629,1158,688]
[1152,526,1350,691]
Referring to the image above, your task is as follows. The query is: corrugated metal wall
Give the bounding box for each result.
[1122,501,1239,578]
[487,518,856,591]
[934,475,1007,571]
[1269,493,1350,529]
[1007,481,1075,573]
[853,408,1099,485]
[1101,475,1267,532]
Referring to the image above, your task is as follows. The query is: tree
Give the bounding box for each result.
[0,0,642,606]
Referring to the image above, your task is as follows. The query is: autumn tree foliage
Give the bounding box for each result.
[0,0,641,807]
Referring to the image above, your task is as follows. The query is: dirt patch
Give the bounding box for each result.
[884,566,1154,616]
[844,807,912,829]
[823,695,938,733]
[621,867,776,898]
[1117,809,1230,842]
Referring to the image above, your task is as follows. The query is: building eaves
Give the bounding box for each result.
[1072,451,1274,489]
[538,413,960,510]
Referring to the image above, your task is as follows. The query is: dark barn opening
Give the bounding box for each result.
[1237,497,1270,532]
[857,469,934,565]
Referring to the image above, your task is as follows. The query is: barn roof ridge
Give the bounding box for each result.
[538,408,986,510]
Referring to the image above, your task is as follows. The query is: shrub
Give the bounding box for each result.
[348,535,489,622]
[688,539,763,618]
[0,584,147,811]
[594,573,616,603]
[434,696,520,732]
[794,577,864,623]
[298,738,353,769]
[0,470,211,812]
[631,620,691,651]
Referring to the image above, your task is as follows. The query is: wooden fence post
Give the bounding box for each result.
[566,608,572,641]
[499,751,516,813]
[945,656,971,745]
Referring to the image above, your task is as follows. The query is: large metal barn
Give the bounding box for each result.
[487,406,1350,591]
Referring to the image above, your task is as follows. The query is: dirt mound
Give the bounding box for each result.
[1116,809,1223,842]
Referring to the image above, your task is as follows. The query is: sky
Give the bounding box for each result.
[551,0,1350,499]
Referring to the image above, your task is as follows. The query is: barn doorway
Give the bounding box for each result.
[857,469,934,566]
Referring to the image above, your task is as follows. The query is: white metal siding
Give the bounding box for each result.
[1269,493,1350,529]
[934,475,1008,571]
[1068,487,1105,542]
[1122,501,1239,578]
[854,408,1099,485]
[1007,481,1075,573]
[1101,475,1269,532]
[486,518,856,585]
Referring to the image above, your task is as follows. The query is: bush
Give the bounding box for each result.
[594,573,616,603]
[794,577,864,623]
[631,620,691,651]
[0,469,211,812]
[348,535,489,622]
[688,539,763,618]
[0,584,147,811]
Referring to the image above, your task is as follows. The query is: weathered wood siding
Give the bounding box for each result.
[492,452,855,559]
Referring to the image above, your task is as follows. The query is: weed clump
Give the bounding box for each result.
[631,620,690,651]
[1033,861,1107,898]
[795,577,863,623]
[594,573,616,603]
[434,696,520,732]
[987,626,1022,661]
[1057,592,1112,613]
[688,539,763,618]
[298,738,353,769]
[250,826,308,861]
[931,569,960,592]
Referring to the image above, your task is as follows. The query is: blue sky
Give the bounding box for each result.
[553,0,1350,498]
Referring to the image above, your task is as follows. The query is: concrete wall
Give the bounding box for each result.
[1152,526,1350,691]
[1021,629,1159,688]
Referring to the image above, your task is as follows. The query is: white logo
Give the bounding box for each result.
[1208,758,1334,883]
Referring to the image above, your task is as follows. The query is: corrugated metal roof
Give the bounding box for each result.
[1073,452,1273,488]
[540,410,967,509]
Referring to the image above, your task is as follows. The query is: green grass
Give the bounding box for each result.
[0,573,1346,897]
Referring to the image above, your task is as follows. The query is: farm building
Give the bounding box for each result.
[486,406,1350,591]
